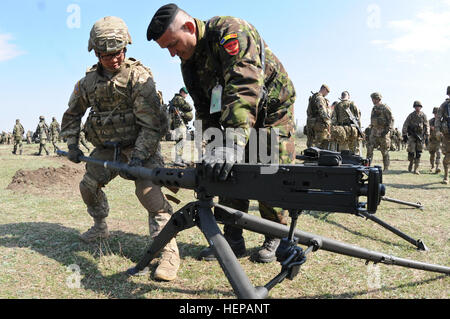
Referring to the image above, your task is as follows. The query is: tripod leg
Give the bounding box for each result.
[358,211,428,251]
[197,206,266,299]
[127,203,197,275]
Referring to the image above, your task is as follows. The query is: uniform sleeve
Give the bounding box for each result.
[402,114,411,135]
[423,114,429,136]
[60,79,90,145]
[130,65,163,160]
[212,19,265,145]
[315,95,331,125]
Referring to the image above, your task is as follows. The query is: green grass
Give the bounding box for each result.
[0,140,448,299]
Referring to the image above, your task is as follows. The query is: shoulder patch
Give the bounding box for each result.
[73,81,81,95]
[223,39,240,56]
[220,33,238,45]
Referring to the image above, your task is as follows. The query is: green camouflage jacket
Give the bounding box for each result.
[402,111,429,137]
[307,93,331,128]
[436,99,450,135]
[332,100,361,127]
[181,16,296,146]
[13,123,24,138]
[60,58,164,160]
[370,104,394,137]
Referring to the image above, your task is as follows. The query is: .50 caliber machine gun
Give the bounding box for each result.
[58,149,449,299]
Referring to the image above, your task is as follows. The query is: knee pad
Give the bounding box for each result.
[80,176,109,219]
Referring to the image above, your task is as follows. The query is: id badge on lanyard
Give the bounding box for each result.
[210,82,223,114]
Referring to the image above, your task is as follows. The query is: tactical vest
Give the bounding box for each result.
[37,122,49,140]
[83,59,140,148]
[371,104,390,129]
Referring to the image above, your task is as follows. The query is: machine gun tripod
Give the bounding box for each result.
[58,150,449,299]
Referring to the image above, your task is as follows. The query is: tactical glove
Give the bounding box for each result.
[67,144,84,164]
[202,145,245,181]
[121,157,144,181]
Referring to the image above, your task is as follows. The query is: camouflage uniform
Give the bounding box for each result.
[366,98,394,170]
[428,109,442,173]
[168,92,193,165]
[49,118,61,153]
[331,99,361,154]
[12,120,24,155]
[307,92,331,149]
[393,128,402,151]
[435,95,450,184]
[179,16,296,261]
[402,108,429,174]
[34,117,50,155]
[60,16,179,280]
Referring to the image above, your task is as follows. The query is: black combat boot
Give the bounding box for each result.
[251,236,281,263]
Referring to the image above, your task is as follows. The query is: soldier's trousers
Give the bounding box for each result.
[13,137,22,154]
[79,146,178,253]
[174,126,187,162]
[366,135,391,169]
[38,139,49,155]
[313,129,330,150]
[428,141,441,166]
[442,133,450,174]
[52,135,59,153]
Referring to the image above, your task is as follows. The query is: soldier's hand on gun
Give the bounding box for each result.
[67,144,84,164]
[202,145,245,181]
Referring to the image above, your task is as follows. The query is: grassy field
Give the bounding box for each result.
[0,139,448,299]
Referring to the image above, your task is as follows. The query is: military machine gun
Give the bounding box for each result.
[297,147,427,250]
[407,126,423,143]
[345,108,364,138]
[58,149,449,299]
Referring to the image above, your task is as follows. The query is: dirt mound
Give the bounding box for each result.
[7,165,84,197]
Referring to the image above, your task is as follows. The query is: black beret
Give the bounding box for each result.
[147,3,179,41]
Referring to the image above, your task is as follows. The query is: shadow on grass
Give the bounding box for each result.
[303,275,447,299]
[302,211,419,250]
[0,222,233,298]
[385,182,448,190]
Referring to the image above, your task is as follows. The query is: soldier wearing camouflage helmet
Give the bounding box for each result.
[435,86,450,184]
[307,85,332,149]
[49,117,61,153]
[60,16,180,281]
[34,116,50,156]
[147,4,296,264]
[402,101,429,174]
[12,119,25,155]
[168,87,194,167]
[428,107,442,174]
[366,93,394,171]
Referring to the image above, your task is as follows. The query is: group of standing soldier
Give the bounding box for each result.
[305,85,449,184]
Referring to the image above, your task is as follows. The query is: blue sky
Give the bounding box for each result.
[1,0,450,132]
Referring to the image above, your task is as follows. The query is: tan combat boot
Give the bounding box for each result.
[80,219,109,243]
[154,239,180,281]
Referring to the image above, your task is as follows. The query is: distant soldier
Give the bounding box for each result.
[34,116,50,156]
[428,107,442,174]
[6,132,12,144]
[393,128,402,151]
[49,117,61,153]
[26,130,32,144]
[168,87,194,166]
[366,93,394,171]
[0,131,5,144]
[12,119,25,155]
[307,84,332,149]
[331,91,362,154]
[435,86,450,184]
[402,101,429,175]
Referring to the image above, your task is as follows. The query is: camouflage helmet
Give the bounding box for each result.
[39,116,45,120]
[88,16,132,53]
[413,101,422,108]
[371,92,382,100]
[433,107,439,114]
